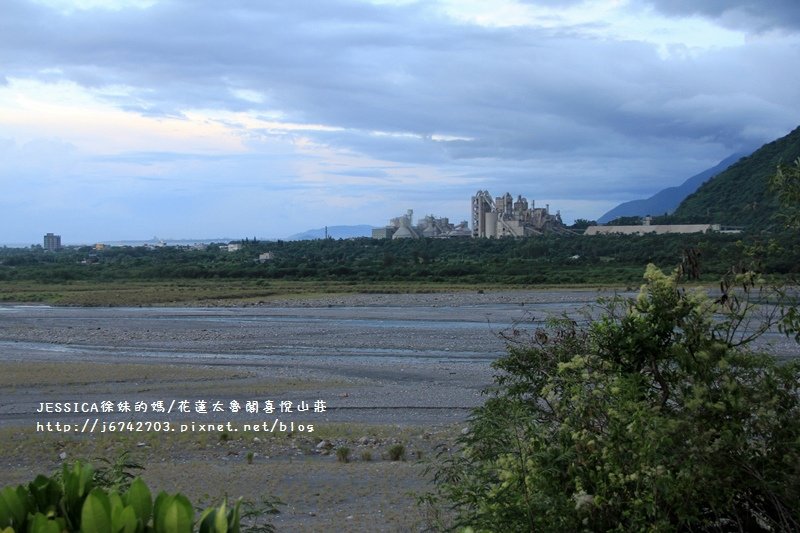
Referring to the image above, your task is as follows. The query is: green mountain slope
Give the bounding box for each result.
[671,125,800,230]
[598,152,748,224]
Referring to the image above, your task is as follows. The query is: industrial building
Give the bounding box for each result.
[584,217,738,236]
[471,191,567,238]
[372,210,471,239]
[43,233,61,251]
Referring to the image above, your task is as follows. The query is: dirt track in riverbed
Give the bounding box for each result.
[0,289,621,531]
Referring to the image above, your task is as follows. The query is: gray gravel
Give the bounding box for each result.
[2,288,797,532]
[2,287,795,428]
[0,289,613,428]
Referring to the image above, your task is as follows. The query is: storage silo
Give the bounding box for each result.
[485,211,498,238]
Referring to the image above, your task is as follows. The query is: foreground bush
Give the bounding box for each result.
[427,266,800,531]
[0,461,242,533]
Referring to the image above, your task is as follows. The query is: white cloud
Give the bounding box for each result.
[0,78,246,154]
[30,0,156,12]
[0,0,798,241]
[230,88,266,104]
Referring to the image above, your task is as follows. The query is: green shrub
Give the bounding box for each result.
[427,265,800,531]
[336,447,351,463]
[0,460,245,533]
[387,444,406,462]
[93,450,144,491]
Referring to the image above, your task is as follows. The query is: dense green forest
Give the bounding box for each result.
[670,125,800,229]
[1,230,797,286]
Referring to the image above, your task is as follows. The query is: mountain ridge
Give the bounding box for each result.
[598,153,748,224]
[671,125,800,230]
[286,225,375,240]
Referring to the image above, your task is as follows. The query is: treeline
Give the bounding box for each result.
[1,231,798,285]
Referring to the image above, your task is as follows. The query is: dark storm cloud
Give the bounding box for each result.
[640,0,800,32]
[2,0,799,213]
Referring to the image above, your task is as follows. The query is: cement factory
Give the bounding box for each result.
[471,191,567,238]
[371,210,472,239]
[372,190,567,239]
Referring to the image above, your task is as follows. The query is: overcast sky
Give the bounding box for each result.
[2,0,799,243]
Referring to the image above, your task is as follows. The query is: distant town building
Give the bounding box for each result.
[471,191,566,238]
[258,252,274,263]
[140,239,167,250]
[227,243,242,252]
[43,233,61,251]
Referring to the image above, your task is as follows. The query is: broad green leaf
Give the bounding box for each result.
[198,499,239,533]
[0,486,29,529]
[213,500,227,533]
[110,493,124,533]
[63,462,94,501]
[227,499,241,533]
[28,475,62,515]
[63,462,94,529]
[155,496,192,533]
[28,512,60,533]
[80,488,111,533]
[154,493,192,533]
[152,492,171,532]
[112,505,138,533]
[0,491,13,528]
[197,507,216,533]
[124,478,152,528]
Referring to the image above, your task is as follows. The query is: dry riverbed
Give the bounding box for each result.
[0,289,631,531]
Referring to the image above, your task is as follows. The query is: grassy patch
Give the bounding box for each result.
[0,279,604,306]
[0,361,248,388]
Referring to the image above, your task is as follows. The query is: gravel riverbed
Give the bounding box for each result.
[0,289,613,531]
[3,287,793,531]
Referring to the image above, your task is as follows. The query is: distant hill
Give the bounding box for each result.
[598,153,747,224]
[671,126,800,230]
[286,225,375,240]
[103,237,237,246]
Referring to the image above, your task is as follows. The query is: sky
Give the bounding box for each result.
[1,0,799,244]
